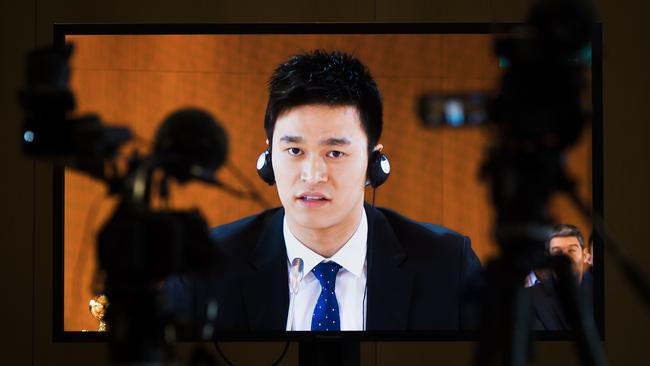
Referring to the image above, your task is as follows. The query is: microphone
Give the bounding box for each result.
[150,107,272,209]
[153,107,228,183]
[286,257,304,331]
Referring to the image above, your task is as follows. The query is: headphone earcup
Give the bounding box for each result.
[367,151,390,188]
[256,149,275,185]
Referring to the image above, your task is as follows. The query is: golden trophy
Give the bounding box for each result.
[88,294,109,332]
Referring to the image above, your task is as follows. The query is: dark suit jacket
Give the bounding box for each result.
[530,274,594,331]
[530,278,569,330]
[165,203,481,334]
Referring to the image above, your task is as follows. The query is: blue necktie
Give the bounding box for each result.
[311,261,342,331]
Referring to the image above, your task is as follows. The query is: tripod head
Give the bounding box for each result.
[484,0,595,242]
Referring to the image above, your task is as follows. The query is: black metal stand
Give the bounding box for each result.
[299,340,360,366]
[474,241,607,366]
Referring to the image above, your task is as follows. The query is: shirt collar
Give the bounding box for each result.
[284,208,368,279]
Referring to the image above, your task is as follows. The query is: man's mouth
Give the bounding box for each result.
[296,193,331,206]
[301,196,327,201]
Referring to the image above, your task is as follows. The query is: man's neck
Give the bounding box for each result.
[287,204,364,258]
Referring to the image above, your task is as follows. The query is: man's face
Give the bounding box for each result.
[549,236,588,282]
[271,104,371,232]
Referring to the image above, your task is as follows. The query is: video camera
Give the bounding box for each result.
[19,42,227,363]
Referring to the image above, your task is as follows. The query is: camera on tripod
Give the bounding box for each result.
[19,42,226,363]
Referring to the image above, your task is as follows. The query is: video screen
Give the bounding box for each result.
[59,27,598,337]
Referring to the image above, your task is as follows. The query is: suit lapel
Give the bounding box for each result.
[240,209,289,330]
[365,204,414,331]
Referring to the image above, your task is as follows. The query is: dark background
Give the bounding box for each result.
[1,0,648,364]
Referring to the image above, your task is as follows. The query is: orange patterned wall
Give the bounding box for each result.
[63,34,592,331]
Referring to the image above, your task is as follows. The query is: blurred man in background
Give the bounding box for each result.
[530,224,593,330]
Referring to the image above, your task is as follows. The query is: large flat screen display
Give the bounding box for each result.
[54,23,602,340]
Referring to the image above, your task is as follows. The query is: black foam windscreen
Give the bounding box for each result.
[153,108,228,183]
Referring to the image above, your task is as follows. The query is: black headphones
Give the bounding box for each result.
[256,147,390,188]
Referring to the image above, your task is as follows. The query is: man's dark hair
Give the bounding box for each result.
[546,224,585,251]
[264,50,383,152]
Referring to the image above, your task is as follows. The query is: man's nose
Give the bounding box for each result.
[300,154,328,183]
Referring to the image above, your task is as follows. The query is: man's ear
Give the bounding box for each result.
[373,143,384,153]
[583,248,593,266]
[266,139,269,147]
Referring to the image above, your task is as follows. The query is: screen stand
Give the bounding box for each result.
[298,340,360,366]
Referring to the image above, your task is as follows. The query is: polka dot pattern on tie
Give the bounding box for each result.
[311,261,341,331]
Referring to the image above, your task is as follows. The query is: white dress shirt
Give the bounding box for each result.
[524,271,540,288]
[284,208,368,331]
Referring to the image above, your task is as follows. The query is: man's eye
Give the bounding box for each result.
[327,151,345,158]
[287,148,302,156]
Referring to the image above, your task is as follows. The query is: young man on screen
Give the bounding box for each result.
[166,50,480,333]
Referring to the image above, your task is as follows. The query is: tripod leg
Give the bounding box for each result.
[551,256,607,366]
[509,286,532,366]
[474,258,534,366]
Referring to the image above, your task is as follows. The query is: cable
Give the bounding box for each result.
[362,283,368,330]
[213,341,291,366]
[213,342,235,366]
[566,188,650,307]
[371,187,377,207]
[225,163,273,209]
[271,342,291,366]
